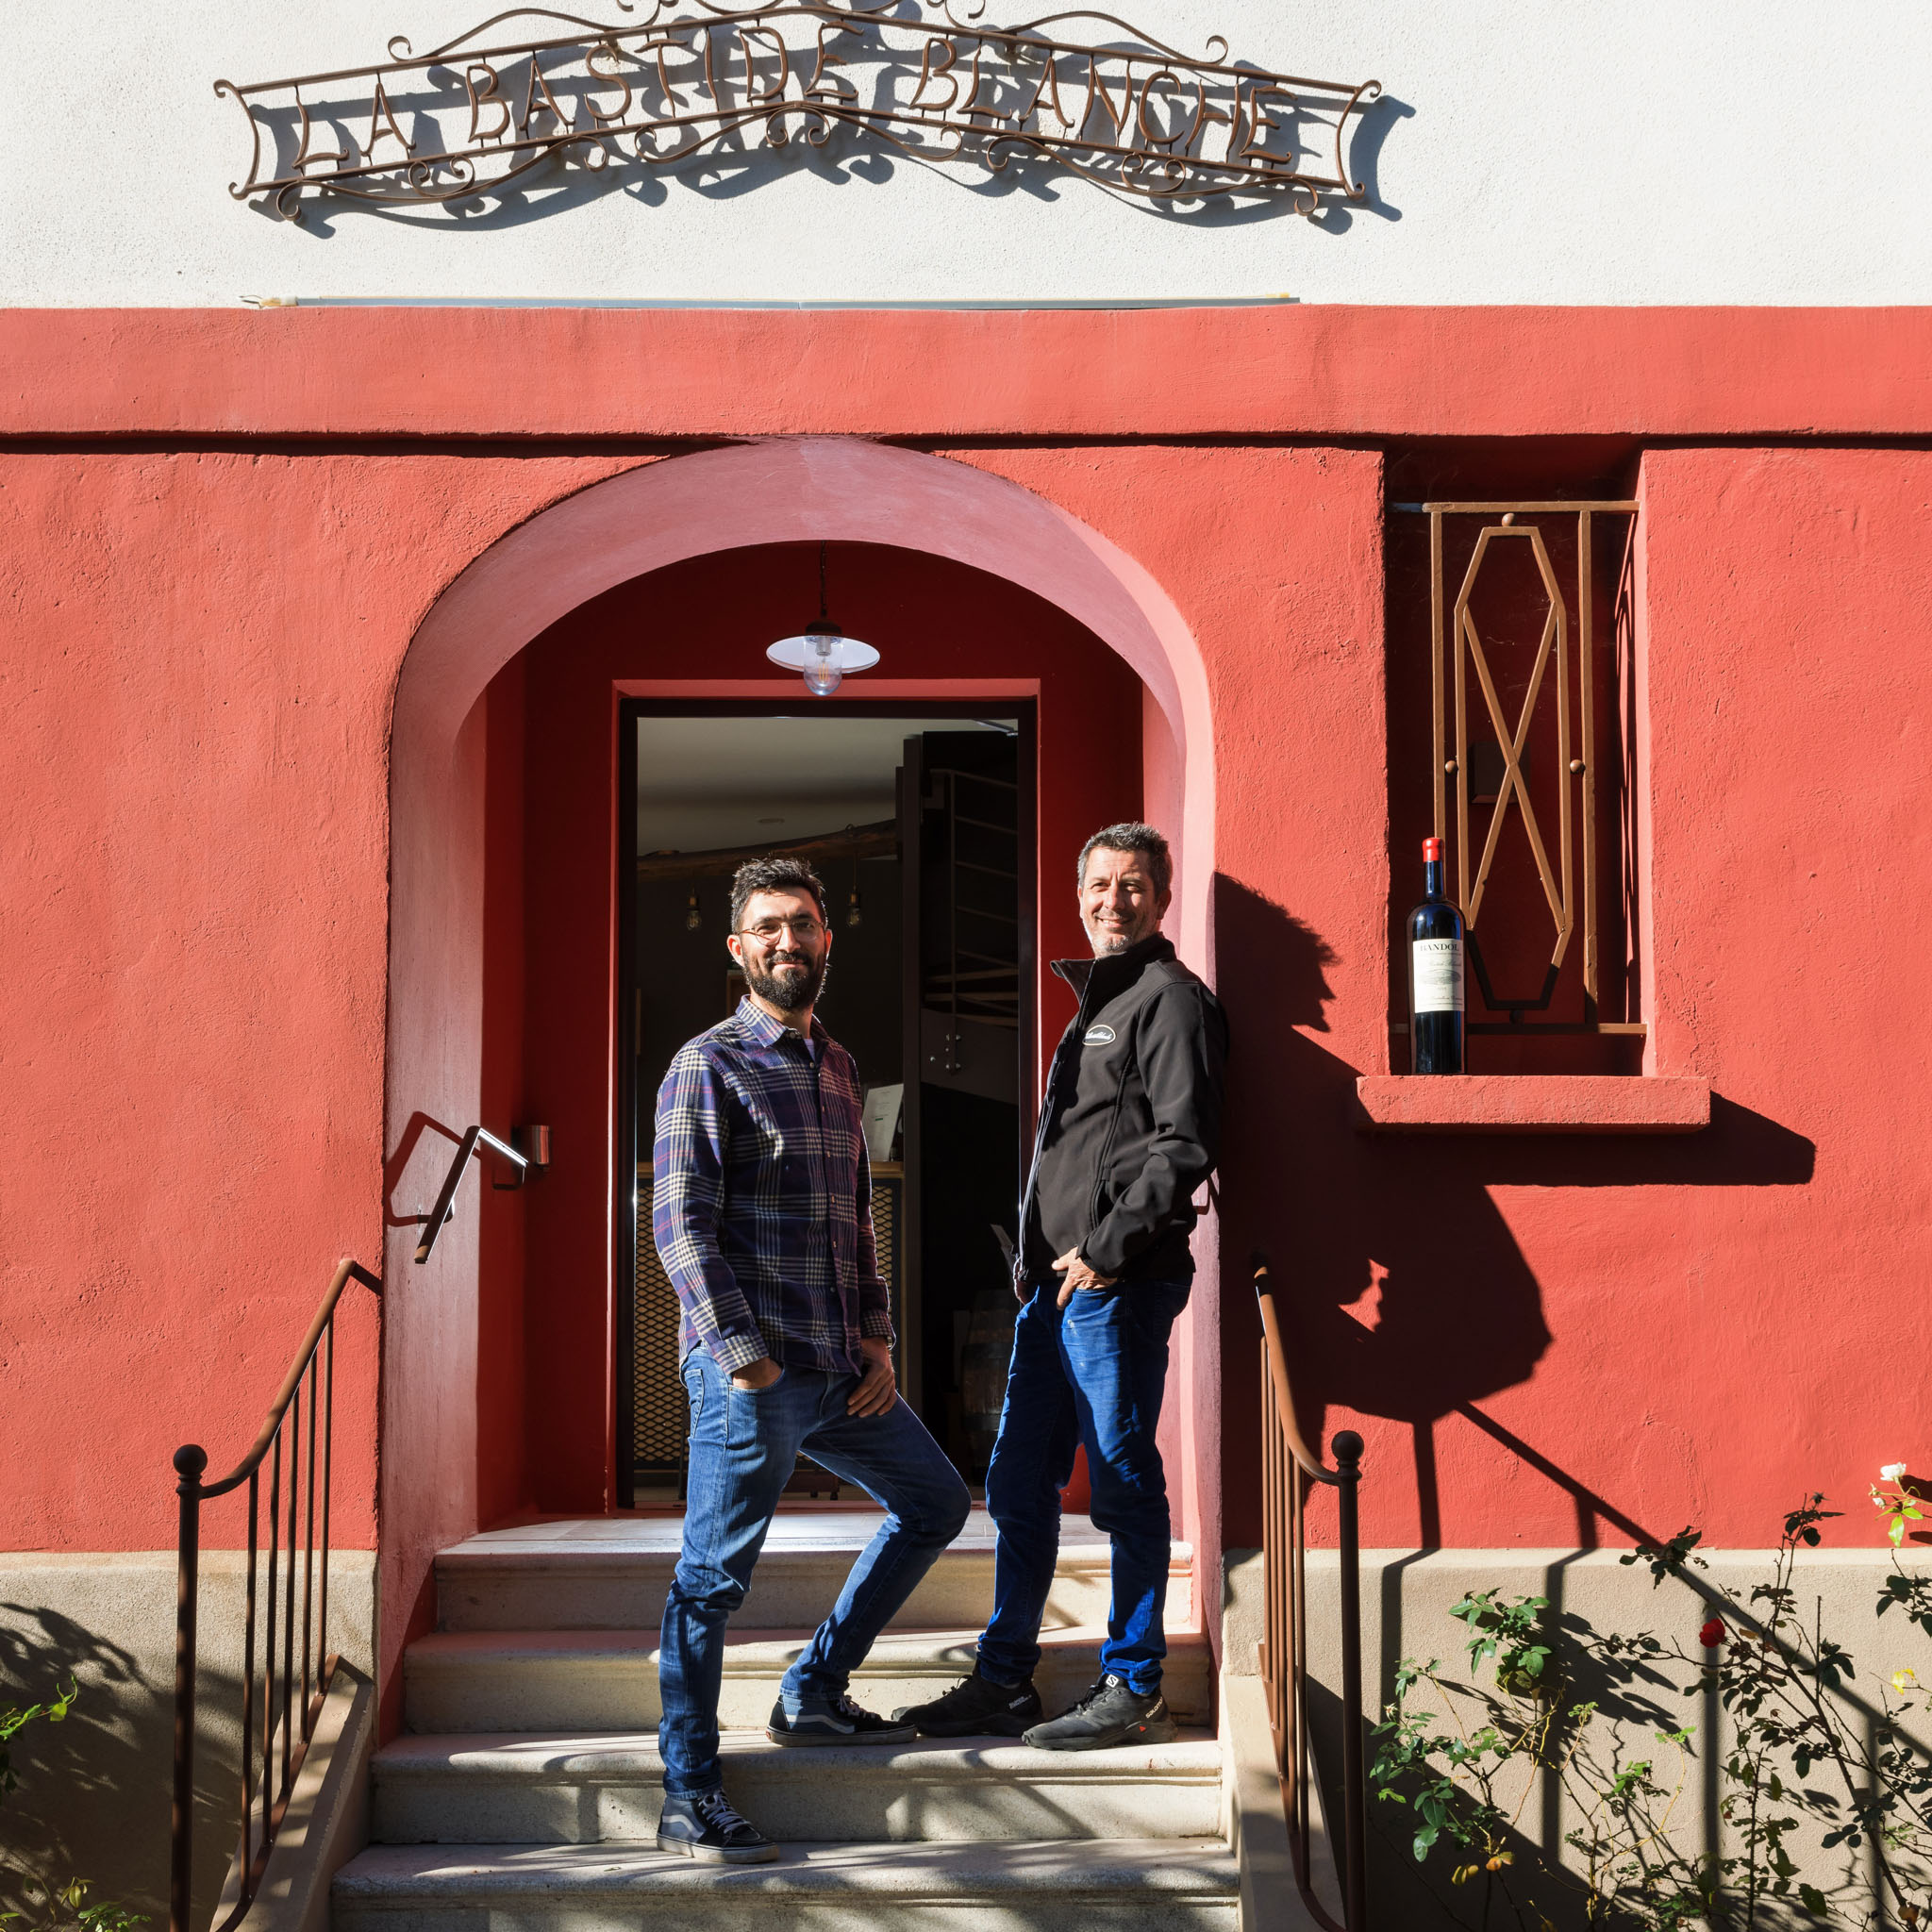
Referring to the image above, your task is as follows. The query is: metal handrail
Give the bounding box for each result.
[1255,1260,1367,1932]
[170,1256,380,1932]
[413,1124,528,1264]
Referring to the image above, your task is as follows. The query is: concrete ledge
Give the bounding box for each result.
[1355,1074,1711,1134]
[374,1729,1221,1844]
[216,1663,375,1932]
[333,1837,1241,1929]
[1222,1671,1337,1932]
[402,1625,1213,1732]
[434,1524,1192,1632]
[0,1550,375,1932]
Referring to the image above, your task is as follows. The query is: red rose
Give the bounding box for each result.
[1699,1617,1725,1649]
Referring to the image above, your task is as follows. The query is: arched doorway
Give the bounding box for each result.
[380,439,1216,1710]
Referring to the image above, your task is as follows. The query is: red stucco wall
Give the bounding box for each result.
[4,310,1927,1719]
[0,447,622,1554]
[5,307,1930,441]
[1293,447,1932,1551]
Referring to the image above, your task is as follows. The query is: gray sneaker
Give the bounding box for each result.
[1022,1674,1177,1751]
[656,1788,779,1863]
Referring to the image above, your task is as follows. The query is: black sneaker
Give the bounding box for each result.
[1022,1674,1177,1751]
[656,1788,779,1863]
[765,1690,915,1746]
[894,1666,1043,1739]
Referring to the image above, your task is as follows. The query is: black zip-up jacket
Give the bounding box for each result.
[1019,933,1229,1284]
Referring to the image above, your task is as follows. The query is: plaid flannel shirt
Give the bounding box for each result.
[653,997,894,1376]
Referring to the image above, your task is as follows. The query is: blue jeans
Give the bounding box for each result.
[659,1348,971,1795]
[978,1277,1190,1695]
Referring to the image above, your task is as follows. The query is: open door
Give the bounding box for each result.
[897,724,1034,1479]
[619,703,1034,1503]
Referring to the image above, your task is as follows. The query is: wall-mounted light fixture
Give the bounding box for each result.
[766,542,879,698]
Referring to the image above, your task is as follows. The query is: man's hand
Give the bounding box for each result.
[1052,1244,1117,1308]
[847,1337,898,1417]
[730,1356,783,1391]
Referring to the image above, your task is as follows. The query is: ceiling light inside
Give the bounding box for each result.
[766,542,879,697]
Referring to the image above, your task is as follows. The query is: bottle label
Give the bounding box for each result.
[1412,938,1465,1015]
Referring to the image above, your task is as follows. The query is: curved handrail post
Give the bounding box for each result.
[1333,1427,1367,1932]
[169,1443,208,1932]
[413,1124,529,1264]
[169,1257,379,1932]
[1253,1259,1369,1932]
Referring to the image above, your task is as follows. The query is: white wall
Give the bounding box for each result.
[3,2,1928,307]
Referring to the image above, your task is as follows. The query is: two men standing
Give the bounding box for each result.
[651,824,1224,1860]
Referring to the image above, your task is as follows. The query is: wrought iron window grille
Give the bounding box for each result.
[1394,499,1644,1041]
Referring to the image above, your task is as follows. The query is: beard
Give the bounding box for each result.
[747,949,826,1013]
[1084,913,1150,957]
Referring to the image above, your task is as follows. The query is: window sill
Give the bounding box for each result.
[1355,1074,1711,1135]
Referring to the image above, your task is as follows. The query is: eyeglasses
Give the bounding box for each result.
[739,915,825,944]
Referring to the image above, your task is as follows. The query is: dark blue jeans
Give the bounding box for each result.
[978,1277,1191,1695]
[658,1347,971,1795]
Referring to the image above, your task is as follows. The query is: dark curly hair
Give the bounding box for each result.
[729,856,830,932]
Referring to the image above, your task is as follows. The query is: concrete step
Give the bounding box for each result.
[333,1838,1240,1931]
[406,1630,1213,1739]
[370,1729,1224,1844]
[404,1626,1214,1735]
[435,1511,1194,1634]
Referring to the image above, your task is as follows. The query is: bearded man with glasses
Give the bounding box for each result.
[651,856,970,1864]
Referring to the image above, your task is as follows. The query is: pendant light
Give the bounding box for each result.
[766,542,879,697]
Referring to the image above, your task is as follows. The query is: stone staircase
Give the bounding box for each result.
[332,1509,1240,1929]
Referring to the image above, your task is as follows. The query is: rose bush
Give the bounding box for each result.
[1370,1470,1932,1929]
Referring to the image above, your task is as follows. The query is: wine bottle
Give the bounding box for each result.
[1408,836,1466,1074]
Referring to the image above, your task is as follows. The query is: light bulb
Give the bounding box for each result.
[803,633,843,697]
[685,890,702,931]
[846,889,863,928]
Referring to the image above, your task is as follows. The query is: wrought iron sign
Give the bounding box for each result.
[217,3,1379,219]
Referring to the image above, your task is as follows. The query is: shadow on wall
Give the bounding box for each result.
[1201,884,1823,1929]
[0,1601,240,1932]
[381,1110,478,1236]
[249,92,1407,236]
[1208,876,1817,1549]
[1306,91,1411,231]
[1212,874,1553,1547]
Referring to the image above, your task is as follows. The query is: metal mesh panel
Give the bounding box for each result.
[631,1173,906,1478]
[871,1177,897,1313]
[633,1176,689,1470]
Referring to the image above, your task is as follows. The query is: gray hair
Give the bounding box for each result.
[729,857,829,931]
[1075,822,1173,900]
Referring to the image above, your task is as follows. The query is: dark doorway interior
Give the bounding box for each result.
[618,703,1034,1505]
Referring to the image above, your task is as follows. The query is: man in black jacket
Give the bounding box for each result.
[901,822,1227,1750]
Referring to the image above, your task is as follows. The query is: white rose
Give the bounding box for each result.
[1881,1462,1909,1484]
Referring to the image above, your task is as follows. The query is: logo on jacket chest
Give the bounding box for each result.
[1083,1024,1118,1045]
